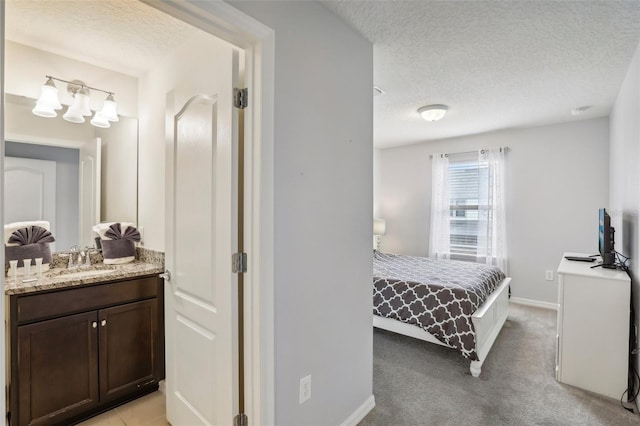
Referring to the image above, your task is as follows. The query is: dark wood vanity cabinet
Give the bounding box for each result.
[8,276,165,426]
[17,311,100,425]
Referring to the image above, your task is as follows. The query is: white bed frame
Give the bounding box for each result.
[373,277,511,377]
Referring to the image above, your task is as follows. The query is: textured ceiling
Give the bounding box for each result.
[5,0,200,77]
[321,1,640,148]
[6,1,640,148]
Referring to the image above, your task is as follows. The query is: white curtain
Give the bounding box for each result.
[477,148,508,273]
[429,153,450,259]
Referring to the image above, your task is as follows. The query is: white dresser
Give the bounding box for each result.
[556,253,630,399]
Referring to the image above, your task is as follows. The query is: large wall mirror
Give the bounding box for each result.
[4,93,138,252]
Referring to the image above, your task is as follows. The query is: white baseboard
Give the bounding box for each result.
[510,297,558,311]
[340,395,375,426]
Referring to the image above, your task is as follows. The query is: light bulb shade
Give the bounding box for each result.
[35,78,63,110]
[63,105,85,123]
[100,94,119,122]
[32,101,57,118]
[90,111,111,128]
[373,219,386,236]
[77,88,92,116]
[418,104,448,122]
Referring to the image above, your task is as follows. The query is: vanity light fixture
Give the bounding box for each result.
[418,104,449,122]
[32,76,119,128]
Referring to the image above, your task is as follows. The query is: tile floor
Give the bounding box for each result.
[77,390,168,426]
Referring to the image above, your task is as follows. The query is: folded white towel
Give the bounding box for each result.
[5,221,50,246]
[92,222,135,240]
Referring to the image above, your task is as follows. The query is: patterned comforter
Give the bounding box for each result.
[373,251,506,360]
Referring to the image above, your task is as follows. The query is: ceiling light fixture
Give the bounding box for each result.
[571,105,591,116]
[33,75,119,128]
[418,104,449,122]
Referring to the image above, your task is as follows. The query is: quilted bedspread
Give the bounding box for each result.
[373,251,506,360]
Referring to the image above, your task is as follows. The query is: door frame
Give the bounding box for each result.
[0,2,6,423]
[140,1,275,425]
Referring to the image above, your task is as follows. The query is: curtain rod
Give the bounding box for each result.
[429,146,509,159]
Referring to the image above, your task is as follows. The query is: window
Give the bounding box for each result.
[448,155,487,260]
[429,149,508,272]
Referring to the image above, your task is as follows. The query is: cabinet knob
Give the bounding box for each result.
[92,322,97,328]
[101,319,107,327]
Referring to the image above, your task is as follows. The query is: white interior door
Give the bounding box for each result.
[79,138,101,248]
[4,156,56,249]
[165,48,238,425]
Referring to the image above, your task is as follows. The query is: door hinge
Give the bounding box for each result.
[233,88,248,109]
[232,252,248,273]
[234,413,248,426]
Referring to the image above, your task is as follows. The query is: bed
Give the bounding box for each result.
[373,251,511,377]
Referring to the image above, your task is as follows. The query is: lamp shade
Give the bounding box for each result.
[32,101,57,118]
[63,105,85,123]
[100,94,119,122]
[373,219,386,236]
[90,111,111,128]
[418,104,448,122]
[77,88,92,116]
[36,78,62,110]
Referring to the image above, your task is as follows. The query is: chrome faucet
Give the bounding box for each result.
[68,245,80,269]
[82,246,98,267]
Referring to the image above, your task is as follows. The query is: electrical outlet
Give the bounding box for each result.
[299,374,311,404]
[545,270,554,281]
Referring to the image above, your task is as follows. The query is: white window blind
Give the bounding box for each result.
[448,153,488,260]
[430,148,507,271]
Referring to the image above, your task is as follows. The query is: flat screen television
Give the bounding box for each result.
[598,208,616,267]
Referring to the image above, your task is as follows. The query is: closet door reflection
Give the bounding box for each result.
[4,156,57,250]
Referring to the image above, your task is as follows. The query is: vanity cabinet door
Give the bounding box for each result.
[98,299,160,402]
[17,311,99,426]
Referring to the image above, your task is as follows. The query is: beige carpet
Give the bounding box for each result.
[360,303,639,425]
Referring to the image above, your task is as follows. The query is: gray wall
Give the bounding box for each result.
[5,141,79,250]
[228,2,374,424]
[376,118,609,305]
[610,41,640,407]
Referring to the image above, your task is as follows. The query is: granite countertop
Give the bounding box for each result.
[5,261,164,295]
[5,248,165,295]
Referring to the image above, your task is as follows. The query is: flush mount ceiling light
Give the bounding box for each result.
[418,104,449,122]
[32,75,119,128]
[571,105,592,116]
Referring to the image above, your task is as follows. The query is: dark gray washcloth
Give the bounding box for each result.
[105,223,141,242]
[5,243,52,267]
[101,239,136,260]
[8,226,55,246]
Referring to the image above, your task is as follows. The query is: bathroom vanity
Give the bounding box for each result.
[5,258,165,426]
